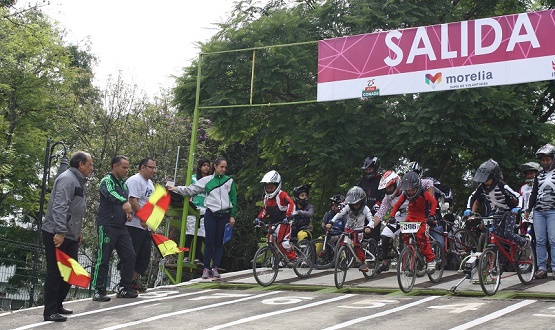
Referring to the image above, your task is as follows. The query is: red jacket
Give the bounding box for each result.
[391,190,437,222]
[257,190,295,224]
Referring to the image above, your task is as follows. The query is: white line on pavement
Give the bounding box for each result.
[322,295,441,330]
[99,290,282,330]
[449,300,536,330]
[11,289,217,330]
[205,294,356,330]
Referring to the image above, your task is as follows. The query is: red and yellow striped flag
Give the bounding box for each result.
[56,248,90,288]
[136,184,171,231]
[151,233,189,257]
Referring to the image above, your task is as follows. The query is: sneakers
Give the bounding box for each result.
[286,259,298,268]
[211,268,221,278]
[130,280,147,293]
[92,292,111,302]
[427,261,436,274]
[376,264,389,274]
[116,286,138,298]
[201,268,211,279]
[183,257,190,263]
[535,269,548,279]
[194,259,204,267]
[358,263,369,272]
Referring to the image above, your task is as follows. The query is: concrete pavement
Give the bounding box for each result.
[208,267,555,299]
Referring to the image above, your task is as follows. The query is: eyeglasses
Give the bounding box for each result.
[145,165,157,170]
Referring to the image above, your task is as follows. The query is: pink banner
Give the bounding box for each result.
[317,10,555,101]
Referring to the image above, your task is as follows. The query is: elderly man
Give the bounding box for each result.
[42,151,93,322]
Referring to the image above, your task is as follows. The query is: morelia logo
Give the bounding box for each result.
[425,73,442,89]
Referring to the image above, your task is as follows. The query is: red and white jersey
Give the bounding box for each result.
[257,190,295,224]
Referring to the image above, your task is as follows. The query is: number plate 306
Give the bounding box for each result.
[400,222,420,233]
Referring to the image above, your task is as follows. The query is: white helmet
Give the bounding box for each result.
[378,170,400,195]
[260,170,282,199]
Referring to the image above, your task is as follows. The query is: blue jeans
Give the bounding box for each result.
[203,209,229,269]
[533,209,555,271]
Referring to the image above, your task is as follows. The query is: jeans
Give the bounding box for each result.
[533,209,555,271]
[203,209,229,269]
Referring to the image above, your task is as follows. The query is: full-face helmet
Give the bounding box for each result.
[378,170,400,196]
[473,159,501,193]
[520,162,541,185]
[407,161,422,177]
[399,171,421,201]
[293,184,310,206]
[361,156,380,178]
[260,170,282,199]
[345,186,367,215]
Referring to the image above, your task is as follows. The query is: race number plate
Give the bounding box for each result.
[400,222,421,233]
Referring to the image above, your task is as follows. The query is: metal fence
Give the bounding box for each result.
[0,236,168,312]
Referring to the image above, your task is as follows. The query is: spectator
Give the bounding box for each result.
[526,144,555,279]
[168,157,237,279]
[184,158,212,266]
[92,155,137,301]
[42,151,93,322]
[125,157,157,293]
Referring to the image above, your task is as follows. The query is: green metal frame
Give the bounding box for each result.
[169,40,319,284]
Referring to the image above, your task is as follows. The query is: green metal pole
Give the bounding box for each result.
[176,53,203,283]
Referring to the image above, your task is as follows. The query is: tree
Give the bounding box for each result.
[173,0,555,230]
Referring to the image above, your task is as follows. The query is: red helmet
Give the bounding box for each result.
[378,170,400,195]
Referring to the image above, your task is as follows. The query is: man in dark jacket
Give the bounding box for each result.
[91,155,137,301]
[42,151,93,322]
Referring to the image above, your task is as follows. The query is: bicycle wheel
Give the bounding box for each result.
[515,245,536,284]
[428,240,445,283]
[309,238,335,269]
[252,246,279,286]
[362,238,379,279]
[397,246,416,293]
[478,247,501,296]
[292,243,313,278]
[452,229,479,254]
[415,255,426,278]
[334,246,351,289]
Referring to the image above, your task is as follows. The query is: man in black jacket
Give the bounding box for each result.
[91,155,137,302]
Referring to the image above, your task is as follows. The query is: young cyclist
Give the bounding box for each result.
[254,170,297,266]
[465,159,529,256]
[321,194,346,244]
[373,170,403,273]
[314,194,346,257]
[519,162,540,270]
[389,171,437,273]
[325,186,374,272]
[290,184,314,242]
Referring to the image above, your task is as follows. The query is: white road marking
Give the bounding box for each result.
[205,294,356,329]
[11,289,216,330]
[449,300,536,330]
[99,290,282,330]
[322,295,441,330]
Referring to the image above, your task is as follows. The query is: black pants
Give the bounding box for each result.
[42,231,79,318]
[127,226,152,276]
[92,225,135,292]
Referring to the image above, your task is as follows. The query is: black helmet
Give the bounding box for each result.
[473,159,501,183]
[399,171,421,201]
[329,194,344,204]
[361,156,380,171]
[293,184,311,206]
